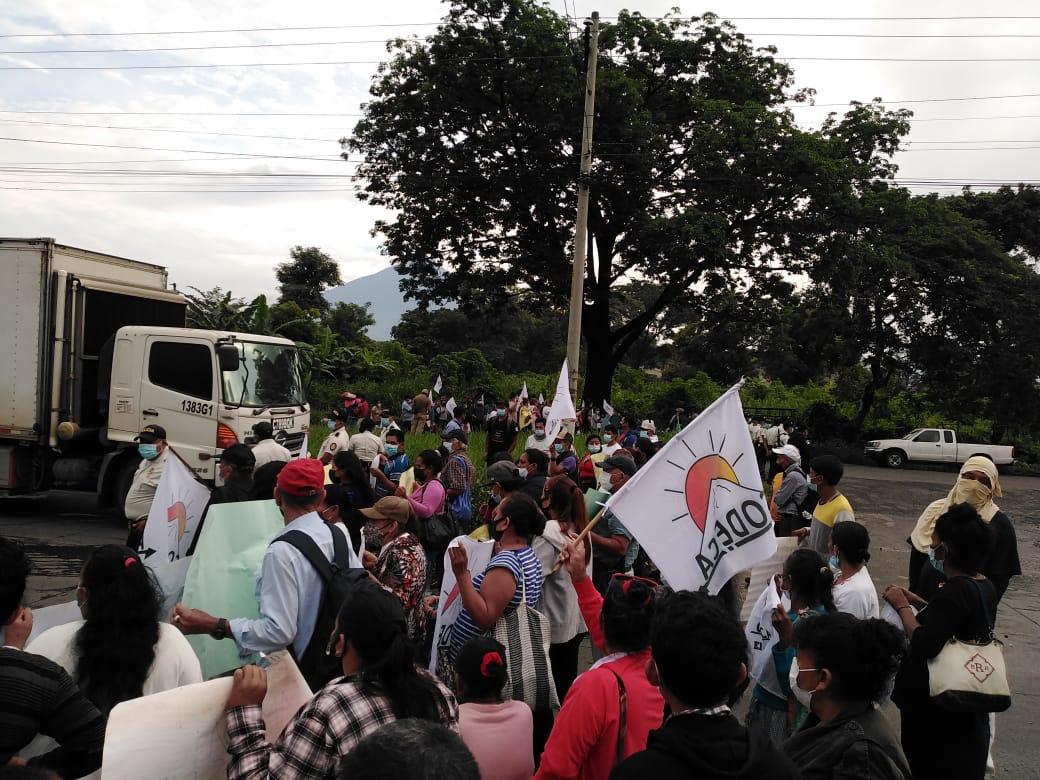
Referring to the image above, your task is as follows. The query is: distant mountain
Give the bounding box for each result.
[323,266,407,340]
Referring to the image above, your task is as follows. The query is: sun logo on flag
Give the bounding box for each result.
[662,428,758,528]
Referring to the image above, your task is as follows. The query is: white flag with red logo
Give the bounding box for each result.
[605,381,775,595]
[142,450,211,565]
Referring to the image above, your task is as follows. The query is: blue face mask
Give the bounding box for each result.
[380,417,390,428]
[326,420,336,430]
[928,546,945,574]
[385,445,398,458]
[828,554,840,570]
[138,443,159,460]
[554,443,565,455]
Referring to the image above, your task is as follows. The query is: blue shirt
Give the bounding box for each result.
[382,453,410,483]
[442,418,462,436]
[228,512,361,658]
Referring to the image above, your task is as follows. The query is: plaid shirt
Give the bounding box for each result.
[226,673,458,779]
[441,452,476,494]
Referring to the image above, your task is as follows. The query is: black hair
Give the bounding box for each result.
[74,545,162,714]
[491,450,514,464]
[602,577,657,653]
[499,493,547,541]
[586,433,602,444]
[794,613,906,702]
[809,454,844,486]
[784,548,836,613]
[332,450,375,506]
[385,428,404,444]
[455,636,508,702]
[0,538,30,624]
[522,448,549,472]
[220,443,255,475]
[359,417,376,433]
[249,459,285,500]
[935,503,992,573]
[280,490,325,510]
[651,591,746,707]
[337,719,479,780]
[337,583,450,722]
[417,449,443,475]
[605,424,618,433]
[830,522,871,565]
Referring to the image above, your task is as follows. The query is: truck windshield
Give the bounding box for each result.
[221,342,305,407]
[903,429,923,440]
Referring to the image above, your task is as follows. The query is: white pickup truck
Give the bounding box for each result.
[865,429,1014,469]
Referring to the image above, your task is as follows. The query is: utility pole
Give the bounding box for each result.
[565,11,599,405]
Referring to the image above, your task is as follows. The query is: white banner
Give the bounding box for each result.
[745,583,784,699]
[428,536,496,674]
[740,536,798,623]
[142,451,211,566]
[445,396,457,416]
[543,359,576,442]
[606,381,775,595]
[433,374,443,395]
[602,399,615,418]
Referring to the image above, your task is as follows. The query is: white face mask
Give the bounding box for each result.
[517,467,529,479]
[789,657,820,710]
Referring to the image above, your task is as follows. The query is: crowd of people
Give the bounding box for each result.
[0,389,1023,780]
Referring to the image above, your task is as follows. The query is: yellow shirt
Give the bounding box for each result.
[813,493,855,529]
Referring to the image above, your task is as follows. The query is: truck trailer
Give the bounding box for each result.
[0,238,310,515]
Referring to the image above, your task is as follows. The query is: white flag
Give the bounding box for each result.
[445,396,457,416]
[142,450,211,566]
[520,381,529,401]
[605,381,775,595]
[538,392,544,406]
[297,431,309,459]
[433,375,443,395]
[602,399,615,417]
[543,359,577,442]
[478,394,485,406]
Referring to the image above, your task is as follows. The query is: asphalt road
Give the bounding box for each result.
[2,463,1038,775]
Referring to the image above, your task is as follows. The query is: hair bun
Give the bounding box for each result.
[480,651,503,678]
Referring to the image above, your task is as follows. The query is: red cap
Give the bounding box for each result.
[276,458,326,498]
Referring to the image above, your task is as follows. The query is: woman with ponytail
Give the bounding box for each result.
[457,637,535,780]
[534,475,589,700]
[746,548,836,747]
[28,545,201,714]
[535,538,664,780]
[784,613,911,778]
[224,581,457,779]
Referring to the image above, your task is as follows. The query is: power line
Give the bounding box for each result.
[0,135,345,160]
[789,92,1040,108]
[0,117,341,142]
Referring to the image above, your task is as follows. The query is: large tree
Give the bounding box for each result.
[275,246,343,312]
[347,0,908,401]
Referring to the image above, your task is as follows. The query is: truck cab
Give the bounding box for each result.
[105,327,310,487]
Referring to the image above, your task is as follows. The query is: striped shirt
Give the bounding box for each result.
[450,548,543,660]
[0,648,105,777]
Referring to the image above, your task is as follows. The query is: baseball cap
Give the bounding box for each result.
[441,429,468,444]
[485,460,522,486]
[640,419,656,432]
[134,424,167,443]
[360,496,415,526]
[220,443,255,470]
[600,454,637,477]
[276,458,326,498]
[772,444,802,461]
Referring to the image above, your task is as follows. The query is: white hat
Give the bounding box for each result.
[772,444,801,461]
[640,419,656,432]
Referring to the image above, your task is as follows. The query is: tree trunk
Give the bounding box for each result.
[852,361,890,435]
[582,292,615,404]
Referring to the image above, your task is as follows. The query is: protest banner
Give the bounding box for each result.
[141,448,212,566]
[100,651,311,780]
[181,500,286,679]
[583,488,610,521]
[606,381,776,595]
[740,536,799,623]
[429,536,495,674]
[602,399,615,418]
[745,579,785,698]
[543,359,576,442]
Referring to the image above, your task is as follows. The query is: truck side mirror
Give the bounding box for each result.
[217,344,240,373]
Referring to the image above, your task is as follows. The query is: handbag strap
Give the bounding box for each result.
[609,669,628,766]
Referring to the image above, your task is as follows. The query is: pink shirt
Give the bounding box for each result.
[407,478,446,519]
[460,700,534,780]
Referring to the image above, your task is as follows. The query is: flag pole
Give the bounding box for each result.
[550,505,606,574]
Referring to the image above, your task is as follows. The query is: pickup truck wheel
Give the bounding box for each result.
[884,450,907,469]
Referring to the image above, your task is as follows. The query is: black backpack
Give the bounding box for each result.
[278,525,368,691]
[791,466,820,521]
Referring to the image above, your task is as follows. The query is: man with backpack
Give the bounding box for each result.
[173,458,363,690]
[769,444,810,537]
[794,454,855,556]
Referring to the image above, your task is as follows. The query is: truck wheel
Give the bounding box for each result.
[113,458,139,521]
[885,450,907,469]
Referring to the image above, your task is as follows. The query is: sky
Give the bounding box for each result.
[1,1,1038,299]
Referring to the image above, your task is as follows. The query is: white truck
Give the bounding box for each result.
[865,428,1015,469]
[0,238,310,516]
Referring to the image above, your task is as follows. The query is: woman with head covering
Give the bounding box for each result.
[907,456,1020,603]
[28,546,202,714]
[223,582,457,779]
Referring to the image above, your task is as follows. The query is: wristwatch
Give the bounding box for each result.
[210,618,230,640]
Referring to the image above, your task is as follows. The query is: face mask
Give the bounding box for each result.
[588,444,602,454]
[497,409,506,417]
[789,657,819,710]
[517,467,529,479]
[385,445,398,458]
[828,554,840,570]
[438,444,450,458]
[489,518,506,542]
[534,430,545,439]
[363,520,393,550]
[928,545,945,574]
[489,492,501,506]
[952,477,992,509]
[603,434,614,443]
[326,420,336,430]
[138,443,159,460]
[414,467,427,484]
[380,417,389,428]
[639,430,650,438]
[554,443,565,455]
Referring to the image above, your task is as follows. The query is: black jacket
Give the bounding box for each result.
[610,713,799,780]
[784,702,911,780]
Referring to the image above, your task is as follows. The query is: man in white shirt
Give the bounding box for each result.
[318,410,351,465]
[348,417,384,469]
[250,421,291,471]
[124,424,169,522]
[524,418,552,454]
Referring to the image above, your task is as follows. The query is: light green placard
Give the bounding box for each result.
[181,500,285,679]
[584,489,611,520]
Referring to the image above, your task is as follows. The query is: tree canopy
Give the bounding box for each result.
[275,246,343,312]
